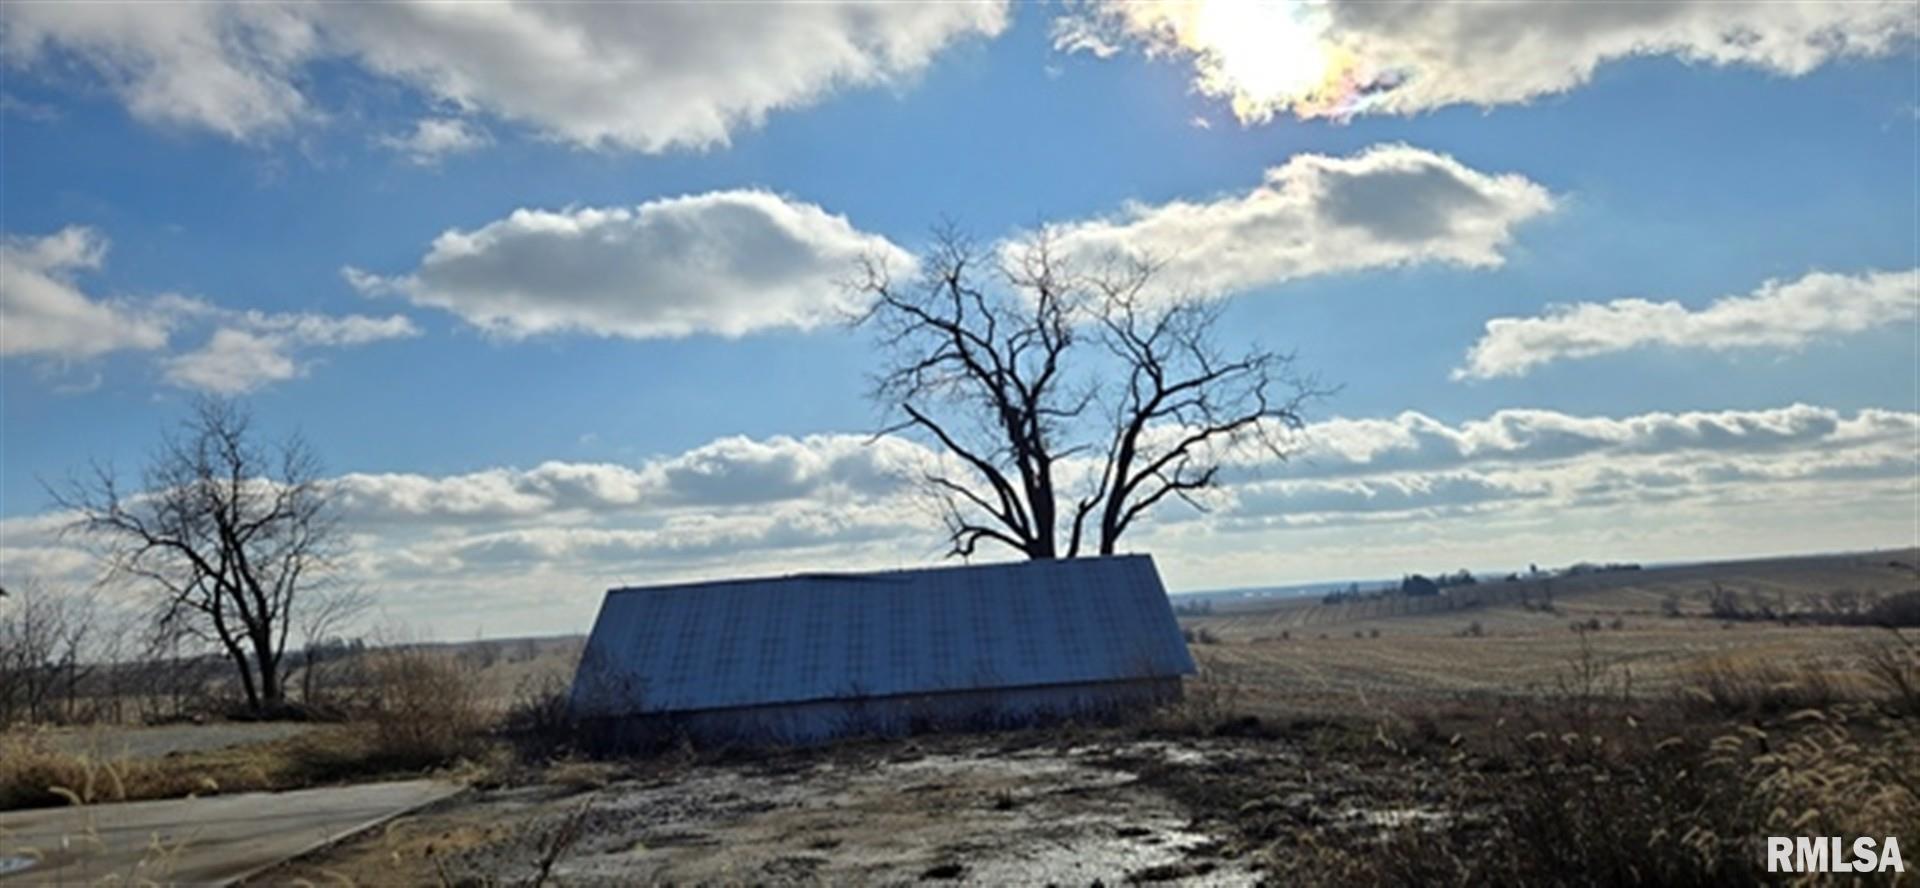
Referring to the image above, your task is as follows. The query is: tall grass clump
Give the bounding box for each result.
[1858,629,1919,714]
[1680,656,1849,716]
[0,732,117,809]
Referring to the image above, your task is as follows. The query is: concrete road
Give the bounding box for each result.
[0,779,463,886]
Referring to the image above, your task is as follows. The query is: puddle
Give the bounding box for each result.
[434,740,1258,886]
[1339,805,1452,829]
[0,855,38,877]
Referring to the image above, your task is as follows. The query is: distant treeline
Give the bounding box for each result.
[1320,561,1643,605]
[1692,584,1920,628]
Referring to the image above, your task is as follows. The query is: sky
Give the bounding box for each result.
[1,1,1916,638]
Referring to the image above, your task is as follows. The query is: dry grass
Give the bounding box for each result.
[1176,551,1913,719]
[1678,656,1856,716]
[0,728,307,810]
[1858,629,1919,714]
[1193,668,1920,886]
[1,646,506,811]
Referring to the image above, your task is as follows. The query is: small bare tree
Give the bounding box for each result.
[295,585,372,706]
[0,580,96,725]
[856,227,1322,559]
[54,397,339,715]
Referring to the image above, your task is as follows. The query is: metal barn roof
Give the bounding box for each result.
[569,554,1195,717]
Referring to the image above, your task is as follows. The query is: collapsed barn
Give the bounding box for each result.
[567,554,1195,746]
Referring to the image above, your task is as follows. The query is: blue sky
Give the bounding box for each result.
[2,2,1915,636]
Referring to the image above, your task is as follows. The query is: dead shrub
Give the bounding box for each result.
[1181,626,1221,645]
[502,672,577,761]
[1151,663,1252,735]
[356,646,487,767]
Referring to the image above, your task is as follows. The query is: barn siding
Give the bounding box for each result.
[578,676,1183,749]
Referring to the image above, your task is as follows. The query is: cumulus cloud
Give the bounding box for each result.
[1456,269,1919,380]
[347,190,911,339]
[1,227,171,359]
[160,311,417,394]
[4,404,1910,635]
[1220,404,1915,529]
[1288,403,1875,478]
[0,3,317,139]
[332,433,927,525]
[1,225,419,391]
[161,329,298,394]
[3,2,1007,151]
[378,117,489,164]
[1055,0,1912,124]
[1032,144,1552,295]
[149,301,419,394]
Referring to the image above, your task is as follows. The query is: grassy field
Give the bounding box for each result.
[1180,549,1917,715]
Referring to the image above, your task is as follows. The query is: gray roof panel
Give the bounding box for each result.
[569,554,1196,716]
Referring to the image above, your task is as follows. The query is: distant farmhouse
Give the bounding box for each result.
[568,554,1195,746]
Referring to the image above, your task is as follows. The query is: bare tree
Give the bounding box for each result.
[856,227,1323,559]
[0,580,95,725]
[53,397,339,715]
[857,227,1085,558]
[295,584,372,706]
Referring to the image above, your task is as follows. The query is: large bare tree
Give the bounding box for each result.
[54,397,339,714]
[857,228,1322,560]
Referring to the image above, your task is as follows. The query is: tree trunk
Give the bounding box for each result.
[230,649,261,712]
[250,629,282,712]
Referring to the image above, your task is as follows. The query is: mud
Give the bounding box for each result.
[444,742,1253,886]
[274,729,1482,886]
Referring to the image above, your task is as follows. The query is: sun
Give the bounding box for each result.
[1137,0,1367,122]
[1191,2,1332,107]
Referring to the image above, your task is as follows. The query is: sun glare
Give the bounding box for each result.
[1193,2,1329,104]
[1149,0,1372,122]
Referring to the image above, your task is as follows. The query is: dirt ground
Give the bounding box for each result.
[268,729,1466,887]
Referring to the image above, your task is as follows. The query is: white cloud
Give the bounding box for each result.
[347,190,912,339]
[1287,403,1898,477]
[379,117,489,164]
[161,329,299,394]
[1213,404,1915,540]
[0,3,318,140]
[332,433,927,525]
[1,224,419,391]
[1456,269,1919,380]
[1033,144,1552,295]
[1056,0,1913,124]
[0,227,172,359]
[161,311,419,394]
[7,403,1909,639]
[3,2,1008,151]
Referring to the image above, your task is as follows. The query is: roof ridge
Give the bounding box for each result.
[605,552,1155,597]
